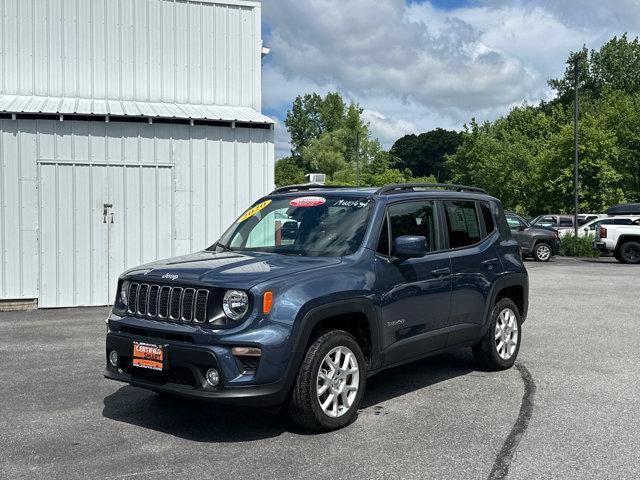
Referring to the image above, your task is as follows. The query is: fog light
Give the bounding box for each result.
[109,350,119,367]
[206,368,220,387]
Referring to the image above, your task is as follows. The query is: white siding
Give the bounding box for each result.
[0,0,262,109]
[0,118,275,305]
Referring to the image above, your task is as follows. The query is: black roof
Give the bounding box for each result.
[607,203,640,215]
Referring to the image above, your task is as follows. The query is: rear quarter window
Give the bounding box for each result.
[480,202,496,235]
[444,201,482,249]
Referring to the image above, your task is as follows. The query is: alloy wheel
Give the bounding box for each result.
[316,346,360,418]
[536,243,551,261]
[495,308,519,360]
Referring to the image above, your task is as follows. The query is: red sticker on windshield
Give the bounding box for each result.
[290,196,326,208]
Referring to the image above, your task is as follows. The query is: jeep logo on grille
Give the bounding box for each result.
[162,273,179,281]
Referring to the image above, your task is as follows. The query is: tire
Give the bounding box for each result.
[472,299,522,371]
[289,330,366,431]
[617,241,640,264]
[532,241,552,262]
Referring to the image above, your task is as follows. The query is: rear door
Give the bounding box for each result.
[375,199,452,366]
[446,200,504,342]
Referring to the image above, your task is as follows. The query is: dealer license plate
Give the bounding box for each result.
[132,341,164,371]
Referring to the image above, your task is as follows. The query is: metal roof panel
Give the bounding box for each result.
[0,95,274,124]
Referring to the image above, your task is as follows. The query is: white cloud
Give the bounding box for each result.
[262,0,640,157]
[362,109,417,146]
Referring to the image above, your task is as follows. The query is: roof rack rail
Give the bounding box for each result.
[376,183,487,195]
[269,183,355,195]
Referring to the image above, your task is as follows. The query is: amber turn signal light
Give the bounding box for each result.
[262,291,273,314]
[231,347,262,357]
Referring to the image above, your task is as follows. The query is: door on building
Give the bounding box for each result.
[38,161,174,307]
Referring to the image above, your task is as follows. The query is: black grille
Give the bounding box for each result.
[159,286,170,318]
[126,283,209,323]
[182,288,195,321]
[169,287,183,320]
[137,284,149,315]
[148,286,159,317]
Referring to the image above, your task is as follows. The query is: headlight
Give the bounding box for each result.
[222,290,249,321]
[120,280,130,306]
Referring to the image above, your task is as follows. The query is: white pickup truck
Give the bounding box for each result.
[595,219,640,264]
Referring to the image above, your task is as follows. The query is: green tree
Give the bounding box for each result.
[284,93,324,162]
[537,115,625,212]
[302,130,349,178]
[391,128,463,180]
[274,157,306,187]
[549,34,640,101]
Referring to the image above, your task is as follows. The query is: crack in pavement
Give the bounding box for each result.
[488,362,537,480]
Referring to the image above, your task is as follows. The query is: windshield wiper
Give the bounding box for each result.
[215,242,233,252]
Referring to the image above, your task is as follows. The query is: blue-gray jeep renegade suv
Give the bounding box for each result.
[105,183,529,431]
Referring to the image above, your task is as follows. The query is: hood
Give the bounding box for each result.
[526,226,558,236]
[122,251,342,289]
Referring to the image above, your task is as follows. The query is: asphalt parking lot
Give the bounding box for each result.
[1,257,639,480]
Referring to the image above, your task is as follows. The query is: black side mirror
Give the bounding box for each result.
[393,235,428,258]
[518,225,526,231]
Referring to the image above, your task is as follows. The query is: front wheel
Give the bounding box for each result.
[617,241,640,264]
[472,299,522,371]
[289,330,366,431]
[532,241,552,262]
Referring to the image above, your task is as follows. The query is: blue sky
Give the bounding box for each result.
[261,0,640,158]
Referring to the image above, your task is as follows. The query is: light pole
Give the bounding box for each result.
[568,50,587,237]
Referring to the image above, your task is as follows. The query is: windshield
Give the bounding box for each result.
[211,195,374,257]
[531,216,555,228]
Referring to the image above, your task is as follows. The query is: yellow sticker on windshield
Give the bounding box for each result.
[237,200,272,223]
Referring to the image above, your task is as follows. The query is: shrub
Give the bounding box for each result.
[559,233,599,257]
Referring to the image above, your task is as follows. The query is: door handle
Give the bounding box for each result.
[482,258,499,267]
[103,203,113,224]
[431,267,451,277]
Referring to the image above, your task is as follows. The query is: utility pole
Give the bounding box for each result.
[355,131,361,187]
[568,50,587,237]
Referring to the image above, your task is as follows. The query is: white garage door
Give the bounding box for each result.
[38,161,174,307]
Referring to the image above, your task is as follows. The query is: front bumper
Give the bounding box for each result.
[104,313,297,407]
[105,333,290,406]
[594,241,609,253]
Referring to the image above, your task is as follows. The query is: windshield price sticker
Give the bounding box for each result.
[237,199,272,223]
[290,196,326,208]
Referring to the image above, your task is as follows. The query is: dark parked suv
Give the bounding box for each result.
[506,212,560,262]
[105,184,529,430]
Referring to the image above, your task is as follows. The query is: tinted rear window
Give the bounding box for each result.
[444,201,481,248]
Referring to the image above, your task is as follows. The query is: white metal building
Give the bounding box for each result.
[0,0,274,308]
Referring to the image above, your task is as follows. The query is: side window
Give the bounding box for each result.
[444,201,481,249]
[559,218,573,227]
[614,219,633,225]
[387,201,439,253]
[480,202,496,235]
[506,215,522,229]
[536,216,555,227]
[376,215,390,256]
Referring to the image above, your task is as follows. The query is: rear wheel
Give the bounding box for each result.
[532,241,552,262]
[472,299,521,371]
[617,241,640,264]
[289,330,366,431]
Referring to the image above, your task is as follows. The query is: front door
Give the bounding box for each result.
[506,214,530,252]
[375,200,452,366]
